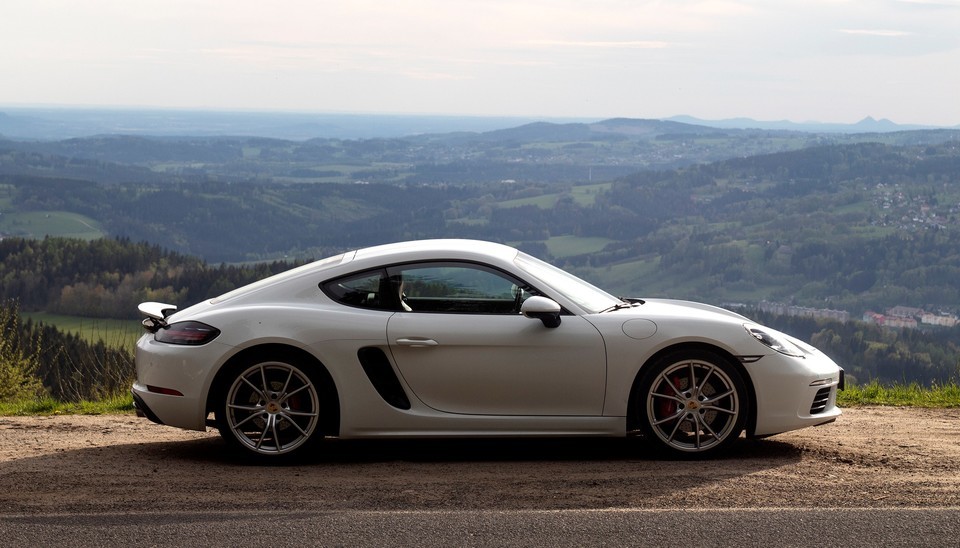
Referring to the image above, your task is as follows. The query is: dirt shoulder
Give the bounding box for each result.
[0,407,958,514]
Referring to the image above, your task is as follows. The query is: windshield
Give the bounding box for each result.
[514,252,621,313]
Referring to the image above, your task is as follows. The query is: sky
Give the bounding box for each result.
[2,0,959,126]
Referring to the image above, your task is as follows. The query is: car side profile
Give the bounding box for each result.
[132,239,843,458]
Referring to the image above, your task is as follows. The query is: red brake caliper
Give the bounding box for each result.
[657,375,683,422]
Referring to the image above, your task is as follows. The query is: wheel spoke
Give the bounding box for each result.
[270,415,282,451]
[701,404,736,415]
[699,365,716,394]
[687,361,698,394]
[700,415,720,440]
[651,391,684,404]
[658,372,685,398]
[228,403,263,412]
[666,413,686,442]
[652,408,685,426]
[703,387,735,405]
[284,408,320,418]
[259,365,269,394]
[231,411,264,429]
[255,414,273,450]
[280,382,312,404]
[240,376,266,400]
[278,413,309,436]
[693,414,702,449]
[280,367,294,395]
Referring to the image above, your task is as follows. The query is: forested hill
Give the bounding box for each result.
[5,119,960,389]
[0,237,298,319]
[2,236,959,386]
[3,130,960,317]
[3,119,959,186]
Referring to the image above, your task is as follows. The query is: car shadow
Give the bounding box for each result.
[118,432,805,466]
[306,435,804,464]
[0,433,807,513]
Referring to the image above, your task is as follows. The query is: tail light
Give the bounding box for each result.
[155,321,220,346]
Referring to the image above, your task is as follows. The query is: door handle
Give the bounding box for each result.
[396,338,439,347]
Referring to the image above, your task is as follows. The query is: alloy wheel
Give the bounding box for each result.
[224,361,320,455]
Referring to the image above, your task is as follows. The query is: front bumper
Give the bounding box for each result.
[746,351,843,437]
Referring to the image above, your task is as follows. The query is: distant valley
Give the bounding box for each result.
[3,112,960,385]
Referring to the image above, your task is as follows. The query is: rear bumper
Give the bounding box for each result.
[131,390,165,426]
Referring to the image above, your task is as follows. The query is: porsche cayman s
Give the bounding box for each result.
[133,239,843,458]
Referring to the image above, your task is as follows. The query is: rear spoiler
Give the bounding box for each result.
[138,302,178,333]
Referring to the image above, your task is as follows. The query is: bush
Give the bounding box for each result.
[0,300,47,402]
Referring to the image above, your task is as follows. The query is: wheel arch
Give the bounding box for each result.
[626,341,758,436]
[207,343,341,436]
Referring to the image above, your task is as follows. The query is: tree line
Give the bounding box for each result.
[753,309,960,387]
[0,237,300,318]
[2,237,959,388]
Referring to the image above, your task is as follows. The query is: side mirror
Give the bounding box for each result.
[521,296,562,328]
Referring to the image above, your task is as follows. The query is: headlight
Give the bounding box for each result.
[744,323,805,358]
[155,321,221,346]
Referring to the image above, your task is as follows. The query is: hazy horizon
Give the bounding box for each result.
[4,105,953,142]
[0,103,947,127]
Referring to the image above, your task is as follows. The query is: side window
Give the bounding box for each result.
[321,269,397,310]
[388,262,536,314]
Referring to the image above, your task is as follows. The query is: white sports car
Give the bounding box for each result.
[133,239,843,458]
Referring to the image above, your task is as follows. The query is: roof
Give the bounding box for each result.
[351,239,519,266]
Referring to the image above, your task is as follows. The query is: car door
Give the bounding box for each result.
[385,262,607,416]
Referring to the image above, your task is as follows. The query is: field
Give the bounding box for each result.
[544,235,614,258]
[497,182,612,209]
[0,210,105,240]
[21,312,141,351]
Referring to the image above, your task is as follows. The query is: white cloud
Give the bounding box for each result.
[837,29,913,37]
[524,40,673,49]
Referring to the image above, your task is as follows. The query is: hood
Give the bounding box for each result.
[617,298,752,323]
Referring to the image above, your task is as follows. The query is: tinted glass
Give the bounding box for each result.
[322,269,395,310]
[389,262,533,314]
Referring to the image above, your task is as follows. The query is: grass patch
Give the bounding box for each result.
[838,381,960,408]
[497,183,612,209]
[581,257,660,296]
[4,381,957,416]
[545,235,614,258]
[0,392,134,416]
[569,183,612,206]
[497,193,559,209]
[0,210,104,240]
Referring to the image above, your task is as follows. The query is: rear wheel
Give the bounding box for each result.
[215,356,322,458]
[637,349,748,456]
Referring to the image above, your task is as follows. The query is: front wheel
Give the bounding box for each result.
[636,350,748,456]
[215,357,322,458]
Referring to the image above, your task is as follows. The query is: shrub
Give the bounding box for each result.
[0,300,47,402]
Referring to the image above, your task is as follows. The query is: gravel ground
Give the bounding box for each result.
[0,407,958,514]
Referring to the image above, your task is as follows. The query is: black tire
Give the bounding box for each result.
[636,349,749,456]
[214,352,325,459]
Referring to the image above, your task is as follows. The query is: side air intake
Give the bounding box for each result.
[357,347,411,410]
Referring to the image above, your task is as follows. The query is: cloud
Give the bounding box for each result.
[836,29,912,37]
[524,39,672,49]
[895,0,960,7]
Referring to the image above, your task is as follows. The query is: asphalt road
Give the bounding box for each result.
[3,507,960,547]
[2,408,959,547]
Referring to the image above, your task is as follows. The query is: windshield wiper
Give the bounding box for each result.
[601,297,645,313]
